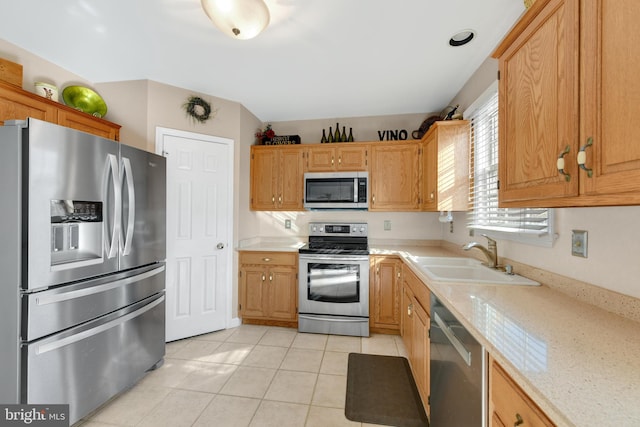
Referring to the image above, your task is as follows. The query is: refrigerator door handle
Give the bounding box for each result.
[104,154,121,259]
[35,265,165,305]
[35,295,164,355]
[121,157,135,256]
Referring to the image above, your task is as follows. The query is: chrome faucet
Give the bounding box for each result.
[463,234,498,268]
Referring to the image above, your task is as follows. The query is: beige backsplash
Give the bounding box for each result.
[441,241,640,323]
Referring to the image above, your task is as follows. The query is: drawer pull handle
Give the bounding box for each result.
[556,145,571,182]
[262,257,271,262]
[577,137,593,178]
[514,413,524,427]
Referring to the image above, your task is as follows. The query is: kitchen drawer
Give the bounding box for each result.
[240,251,297,266]
[490,360,555,427]
[403,266,430,316]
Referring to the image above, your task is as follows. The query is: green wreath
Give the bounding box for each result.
[183,96,214,123]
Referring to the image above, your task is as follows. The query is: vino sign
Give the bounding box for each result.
[377,129,409,141]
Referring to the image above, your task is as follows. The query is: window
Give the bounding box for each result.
[466,82,555,247]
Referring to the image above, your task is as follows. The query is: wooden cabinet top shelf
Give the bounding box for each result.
[0,80,121,140]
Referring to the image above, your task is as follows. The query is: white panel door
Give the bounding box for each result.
[158,128,233,342]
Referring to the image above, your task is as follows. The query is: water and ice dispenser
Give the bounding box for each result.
[50,200,104,269]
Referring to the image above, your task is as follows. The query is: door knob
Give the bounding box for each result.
[216,243,225,249]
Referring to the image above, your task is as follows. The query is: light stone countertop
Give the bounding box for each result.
[237,239,640,426]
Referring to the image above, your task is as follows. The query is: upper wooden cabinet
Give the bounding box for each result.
[494,0,640,207]
[0,81,121,140]
[370,141,421,211]
[421,121,470,212]
[305,144,368,172]
[250,145,305,211]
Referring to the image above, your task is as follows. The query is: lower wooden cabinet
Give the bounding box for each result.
[490,358,555,427]
[370,255,402,333]
[401,266,431,415]
[239,251,298,327]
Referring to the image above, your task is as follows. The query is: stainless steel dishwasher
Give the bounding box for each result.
[430,293,487,427]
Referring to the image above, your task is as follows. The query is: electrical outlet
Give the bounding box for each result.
[571,230,588,258]
[285,219,291,229]
[384,220,391,231]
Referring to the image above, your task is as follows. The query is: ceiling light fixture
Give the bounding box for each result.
[201,0,270,40]
[449,30,476,47]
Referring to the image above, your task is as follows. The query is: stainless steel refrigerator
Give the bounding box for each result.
[0,118,166,425]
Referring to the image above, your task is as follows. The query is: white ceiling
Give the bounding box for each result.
[0,0,525,122]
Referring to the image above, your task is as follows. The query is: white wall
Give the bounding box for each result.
[252,210,444,241]
[447,57,640,300]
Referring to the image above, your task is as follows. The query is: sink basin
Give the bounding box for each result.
[409,257,540,286]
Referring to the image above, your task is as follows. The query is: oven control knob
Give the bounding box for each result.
[359,227,365,232]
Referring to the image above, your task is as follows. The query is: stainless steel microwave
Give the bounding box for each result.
[303,172,368,210]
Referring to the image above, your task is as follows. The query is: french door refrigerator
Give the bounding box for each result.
[0,118,166,425]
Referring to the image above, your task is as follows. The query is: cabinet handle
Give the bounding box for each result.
[262,257,271,262]
[269,274,273,282]
[513,413,524,427]
[261,274,266,281]
[430,192,435,200]
[372,195,375,204]
[271,196,275,204]
[397,270,401,279]
[407,303,413,317]
[338,156,342,165]
[556,145,571,182]
[278,195,282,204]
[577,137,594,178]
[331,156,335,166]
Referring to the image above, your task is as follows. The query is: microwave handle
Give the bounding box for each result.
[353,178,358,202]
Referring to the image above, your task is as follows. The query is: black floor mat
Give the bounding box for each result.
[345,353,429,427]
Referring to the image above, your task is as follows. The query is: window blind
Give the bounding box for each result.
[467,89,554,241]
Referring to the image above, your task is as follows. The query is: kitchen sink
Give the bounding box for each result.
[409,256,540,286]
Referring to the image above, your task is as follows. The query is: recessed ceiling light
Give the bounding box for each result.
[449,30,476,47]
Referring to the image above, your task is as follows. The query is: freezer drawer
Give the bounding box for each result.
[23,263,165,341]
[23,293,165,425]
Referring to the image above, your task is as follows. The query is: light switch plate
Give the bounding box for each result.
[284,219,291,229]
[571,230,588,258]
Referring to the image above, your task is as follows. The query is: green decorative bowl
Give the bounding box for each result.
[61,86,107,118]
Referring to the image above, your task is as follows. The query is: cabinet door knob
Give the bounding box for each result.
[577,137,594,178]
[556,145,571,182]
[513,413,524,427]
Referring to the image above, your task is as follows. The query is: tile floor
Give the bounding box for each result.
[76,324,408,427]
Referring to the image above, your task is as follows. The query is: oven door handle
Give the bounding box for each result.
[299,255,368,263]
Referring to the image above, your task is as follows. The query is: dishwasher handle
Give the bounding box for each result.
[434,310,472,366]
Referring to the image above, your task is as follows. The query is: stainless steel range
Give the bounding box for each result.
[298,222,369,337]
